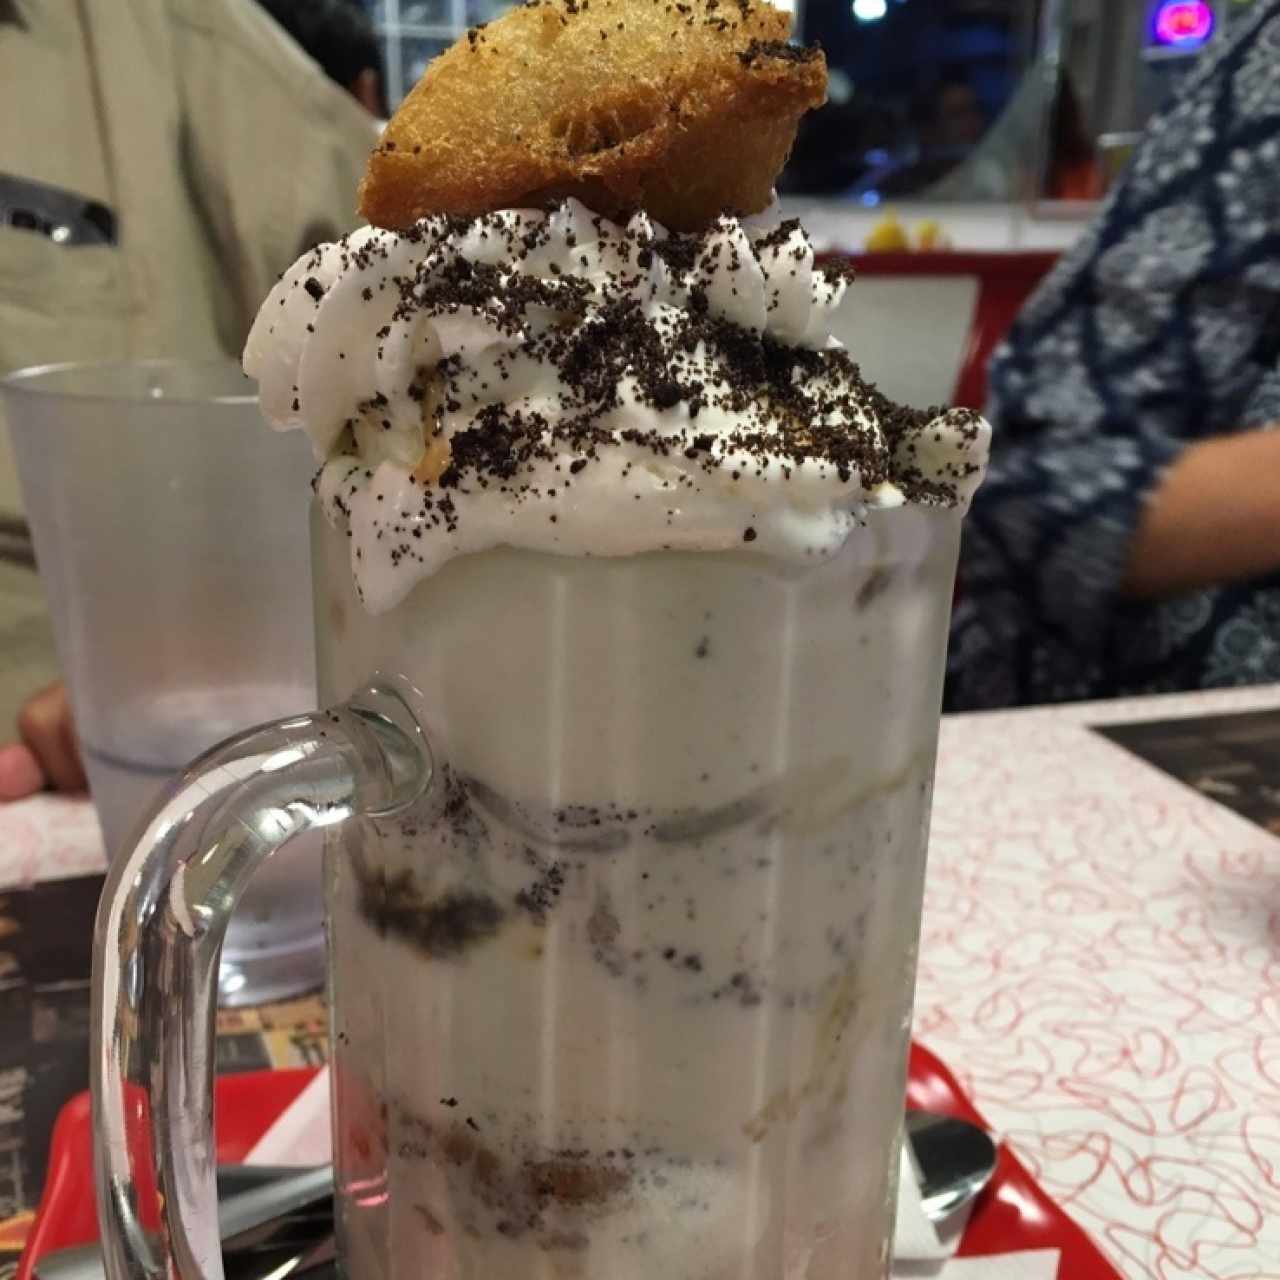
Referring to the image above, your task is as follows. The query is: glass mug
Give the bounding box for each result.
[92,502,961,1280]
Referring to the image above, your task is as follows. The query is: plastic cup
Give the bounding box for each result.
[1,360,322,1006]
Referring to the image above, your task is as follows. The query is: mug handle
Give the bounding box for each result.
[90,683,431,1280]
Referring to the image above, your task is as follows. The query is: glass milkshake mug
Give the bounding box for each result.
[92,500,961,1280]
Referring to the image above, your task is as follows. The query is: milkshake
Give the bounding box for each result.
[240,3,989,1275]
[316,511,959,1280]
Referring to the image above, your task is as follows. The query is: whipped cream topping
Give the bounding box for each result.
[244,199,988,612]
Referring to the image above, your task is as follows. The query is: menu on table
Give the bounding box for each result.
[1094,706,1280,836]
[0,874,326,1279]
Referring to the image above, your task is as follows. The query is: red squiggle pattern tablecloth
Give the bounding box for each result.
[919,686,1280,1280]
[2,686,1278,1278]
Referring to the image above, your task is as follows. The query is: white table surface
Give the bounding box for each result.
[919,686,1280,1280]
[2,684,1278,1278]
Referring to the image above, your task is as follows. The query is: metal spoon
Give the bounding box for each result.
[906,1109,999,1223]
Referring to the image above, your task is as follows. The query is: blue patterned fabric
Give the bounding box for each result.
[946,1,1280,711]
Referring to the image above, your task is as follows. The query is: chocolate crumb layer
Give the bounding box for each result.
[249,200,989,610]
[336,207,953,503]
[357,858,505,957]
[388,1108,641,1248]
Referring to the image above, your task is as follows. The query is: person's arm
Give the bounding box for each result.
[1122,427,1280,599]
[946,417,1184,711]
[949,0,1280,715]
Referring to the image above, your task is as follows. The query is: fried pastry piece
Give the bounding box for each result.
[358,0,826,232]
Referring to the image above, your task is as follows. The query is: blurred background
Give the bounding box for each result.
[1,0,1261,524]
[2,0,1277,752]
[355,0,1256,211]
[1,0,1257,515]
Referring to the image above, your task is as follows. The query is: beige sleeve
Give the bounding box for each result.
[169,0,379,342]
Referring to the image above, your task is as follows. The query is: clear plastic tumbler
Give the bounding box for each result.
[1,360,321,1006]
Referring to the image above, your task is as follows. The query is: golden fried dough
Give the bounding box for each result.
[358,0,826,232]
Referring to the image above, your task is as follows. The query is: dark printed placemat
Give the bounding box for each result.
[1094,707,1280,837]
[0,874,326,1278]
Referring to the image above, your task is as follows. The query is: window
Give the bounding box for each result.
[789,0,1265,204]
[785,0,1038,202]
